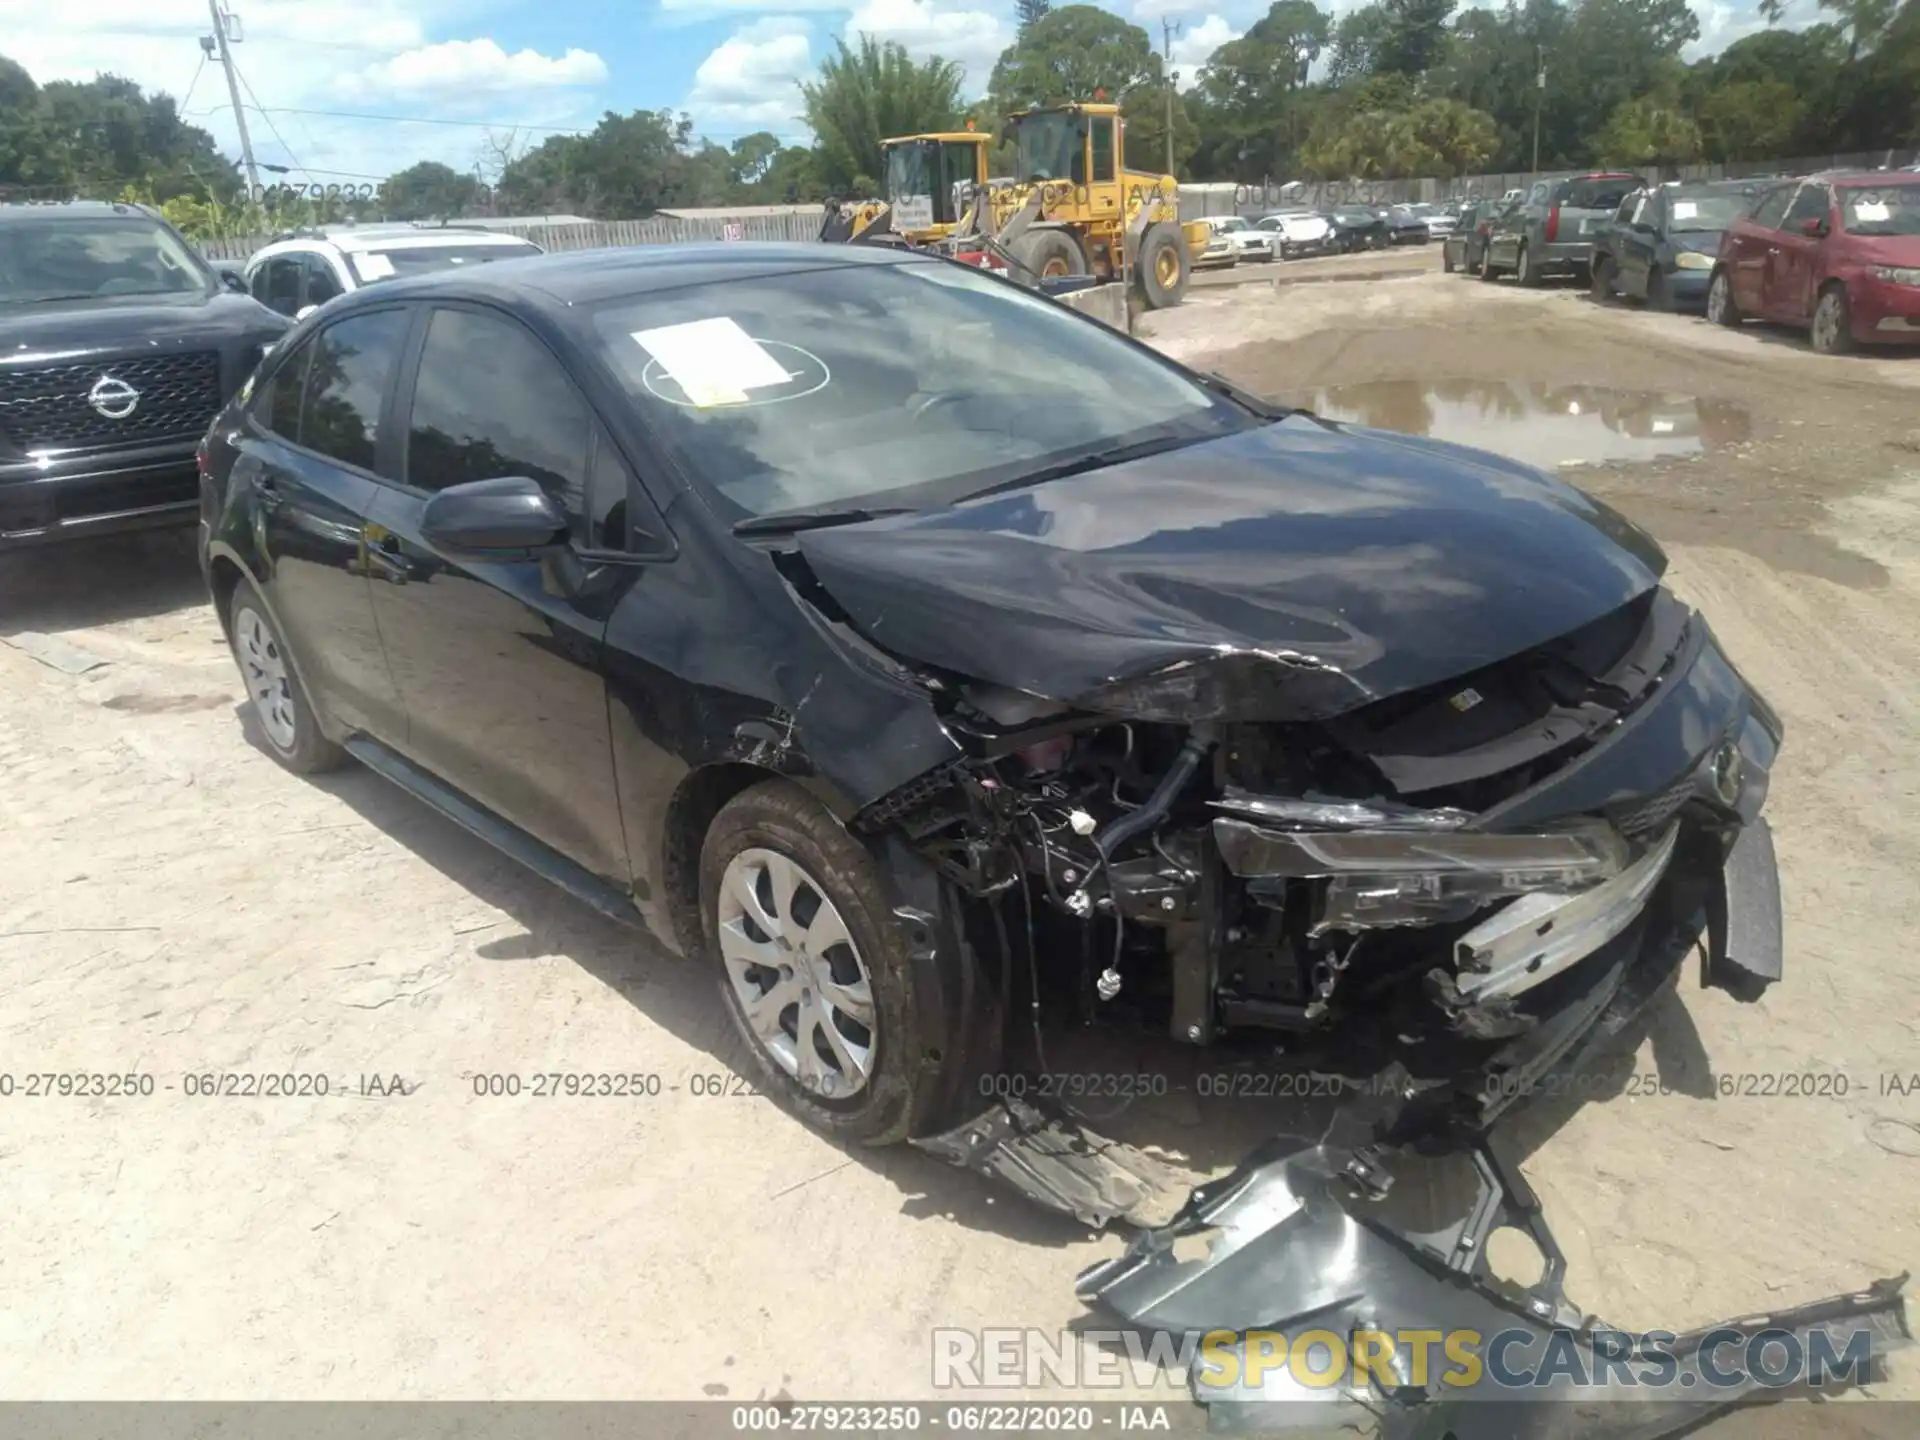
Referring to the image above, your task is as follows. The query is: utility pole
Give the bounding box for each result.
[205,0,260,193]
[1531,44,1544,176]
[1162,17,1180,176]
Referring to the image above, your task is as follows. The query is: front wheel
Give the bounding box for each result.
[1810,285,1855,355]
[1478,245,1499,282]
[699,779,945,1145]
[1133,222,1190,310]
[1443,244,1455,274]
[1706,269,1742,327]
[226,577,345,775]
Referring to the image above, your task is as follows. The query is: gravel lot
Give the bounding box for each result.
[3,250,1918,1417]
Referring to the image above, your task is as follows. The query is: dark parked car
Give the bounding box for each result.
[198,242,1785,1176]
[0,200,288,548]
[1384,203,1431,244]
[1324,205,1391,252]
[1590,180,1764,310]
[1708,171,1920,353]
[1483,172,1646,285]
[1442,200,1502,274]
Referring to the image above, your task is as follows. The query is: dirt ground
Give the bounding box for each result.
[3,250,1918,1418]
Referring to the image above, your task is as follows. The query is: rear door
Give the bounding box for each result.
[1609,191,1649,295]
[361,301,632,883]
[230,307,412,739]
[1729,184,1793,314]
[1767,181,1832,324]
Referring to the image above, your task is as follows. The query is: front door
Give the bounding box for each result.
[233,309,411,739]
[1729,184,1792,315]
[1766,182,1832,324]
[362,302,630,884]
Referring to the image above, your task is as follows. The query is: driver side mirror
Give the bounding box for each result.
[216,265,249,294]
[1800,216,1828,238]
[420,476,567,556]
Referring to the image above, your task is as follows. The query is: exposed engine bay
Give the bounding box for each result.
[846,585,1782,1120]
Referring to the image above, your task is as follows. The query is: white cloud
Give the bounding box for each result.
[686,19,813,134]
[350,39,608,98]
[2,0,609,189]
[843,0,1009,98]
[1168,13,1238,84]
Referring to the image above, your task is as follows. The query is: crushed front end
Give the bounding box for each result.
[854,584,1782,1147]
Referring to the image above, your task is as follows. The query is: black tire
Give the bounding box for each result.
[1645,268,1671,312]
[1706,268,1742,327]
[225,576,346,775]
[1008,226,1087,286]
[1443,244,1455,274]
[1479,244,1499,282]
[1590,256,1616,303]
[1516,242,1540,287]
[1133,221,1189,310]
[699,778,943,1146]
[1810,284,1855,355]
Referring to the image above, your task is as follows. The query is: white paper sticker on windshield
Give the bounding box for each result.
[1671,201,1699,220]
[352,252,395,281]
[1853,200,1892,223]
[632,316,791,407]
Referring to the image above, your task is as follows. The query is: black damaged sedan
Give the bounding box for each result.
[198,242,1786,1156]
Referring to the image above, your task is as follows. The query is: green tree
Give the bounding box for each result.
[1372,0,1458,75]
[1595,92,1704,165]
[11,69,235,202]
[987,5,1163,113]
[380,160,479,220]
[1123,87,1200,173]
[496,109,703,217]
[1191,0,1332,178]
[1697,80,1805,159]
[801,36,962,196]
[1016,0,1053,30]
[1326,5,1392,85]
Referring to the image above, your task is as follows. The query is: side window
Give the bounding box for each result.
[1615,193,1640,226]
[1091,118,1116,184]
[252,334,316,440]
[1750,185,1794,230]
[256,256,302,316]
[1783,184,1830,231]
[304,255,345,306]
[1529,182,1550,206]
[299,308,411,472]
[404,307,590,522]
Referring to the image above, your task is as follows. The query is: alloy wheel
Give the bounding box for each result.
[1812,291,1849,353]
[1707,273,1731,325]
[716,847,876,1098]
[235,606,297,751]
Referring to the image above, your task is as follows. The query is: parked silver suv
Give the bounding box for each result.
[1482,172,1645,285]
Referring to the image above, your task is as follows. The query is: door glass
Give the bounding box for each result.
[254,334,316,440]
[1782,184,1829,232]
[1091,118,1115,183]
[305,256,344,305]
[1750,185,1794,230]
[299,309,411,472]
[260,257,302,315]
[405,307,590,522]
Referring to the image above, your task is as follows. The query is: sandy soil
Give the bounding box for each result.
[3,252,1917,1417]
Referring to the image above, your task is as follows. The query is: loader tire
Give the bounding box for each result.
[1008,227,1087,285]
[1133,223,1189,310]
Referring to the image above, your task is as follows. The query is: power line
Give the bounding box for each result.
[231,57,314,187]
[254,105,593,135]
[205,0,260,191]
[178,56,208,117]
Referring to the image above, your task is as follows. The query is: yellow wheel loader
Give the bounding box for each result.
[818,131,992,248]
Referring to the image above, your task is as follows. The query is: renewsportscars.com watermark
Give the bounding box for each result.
[933,1324,1881,1397]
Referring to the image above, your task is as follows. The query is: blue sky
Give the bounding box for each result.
[5,0,1813,192]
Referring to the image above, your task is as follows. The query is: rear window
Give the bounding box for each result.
[1558,176,1639,210]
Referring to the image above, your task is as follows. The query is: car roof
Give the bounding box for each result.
[297,225,541,253]
[316,241,926,312]
[0,200,159,224]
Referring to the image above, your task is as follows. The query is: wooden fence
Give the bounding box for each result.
[196,209,825,263]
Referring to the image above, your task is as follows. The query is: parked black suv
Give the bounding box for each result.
[0,201,288,549]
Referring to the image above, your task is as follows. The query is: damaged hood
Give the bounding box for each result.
[794,416,1668,718]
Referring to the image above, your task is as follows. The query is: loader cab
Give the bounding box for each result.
[881,132,991,239]
[1006,104,1124,196]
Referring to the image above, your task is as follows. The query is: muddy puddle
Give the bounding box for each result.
[1296,380,1753,470]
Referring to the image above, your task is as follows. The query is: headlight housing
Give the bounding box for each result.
[1674,251,1714,270]
[1871,266,1920,286]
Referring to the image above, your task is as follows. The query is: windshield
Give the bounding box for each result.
[1666,190,1749,233]
[885,143,932,204]
[0,216,209,304]
[589,259,1253,521]
[1215,217,1248,232]
[1013,112,1084,184]
[347,243,538,284]
[1840,183,1920,237]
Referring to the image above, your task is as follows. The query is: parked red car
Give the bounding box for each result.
[1707,171,1920,353]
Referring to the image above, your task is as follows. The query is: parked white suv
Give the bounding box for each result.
[241,224,543,320]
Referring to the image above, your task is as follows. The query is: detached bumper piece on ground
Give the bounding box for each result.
[1078,1135,1910,1437]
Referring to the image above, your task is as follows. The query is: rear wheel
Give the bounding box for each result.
[699,779,942,1145]
[1590,255,1616,302]
[1478,244,1499,282]
[1133,222,1189,310]
[1810,285,1854,355]
[1516,242,1540,287]
[1706,269,1742,327]
[226,577,345,775]
[1008,226,1087,285]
